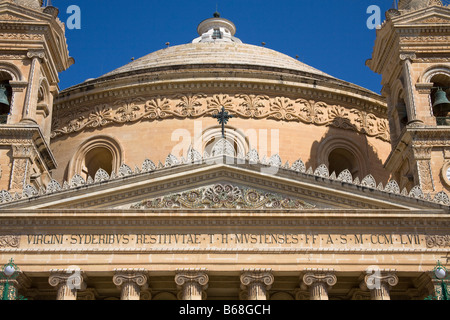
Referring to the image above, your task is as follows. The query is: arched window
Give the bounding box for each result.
[0,72,12,124]
[420,66,450,125]
[328,148,359,179]
[82,147,113,179]
[317,136,367,179]
[68,136,123,181]
[204,136,238,157]
[198,126,249,158]
[430,74,450,125]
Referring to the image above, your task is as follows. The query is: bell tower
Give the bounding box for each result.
[367,0,450,196]
[0,0,73,193]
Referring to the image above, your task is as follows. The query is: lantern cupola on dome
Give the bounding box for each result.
[192,12,242,43]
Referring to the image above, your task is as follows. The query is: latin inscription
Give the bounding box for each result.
[22,232,426,247]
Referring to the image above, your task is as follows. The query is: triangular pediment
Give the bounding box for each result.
[0,151,449,212]
[392,5,450,25]
[0,4,47,22]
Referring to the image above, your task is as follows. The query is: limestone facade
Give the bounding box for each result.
[0,1,448,300]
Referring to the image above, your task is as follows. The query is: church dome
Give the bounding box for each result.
[52,13,389,186]
[99,41,333,80]
[96,12,333,81]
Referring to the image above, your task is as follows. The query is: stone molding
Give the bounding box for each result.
[51,94,390,142]
[1,152,448,209]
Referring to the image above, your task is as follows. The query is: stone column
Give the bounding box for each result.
[175,268,209,300]
[240,269,274,300]
[21,50,45,124]
[49,268,86,300]
[301,269,337,300]
[360,269,398,300]
[112,269,148,300]
[399,52,422,125]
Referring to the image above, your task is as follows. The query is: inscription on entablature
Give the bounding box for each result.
[0,232,445,251]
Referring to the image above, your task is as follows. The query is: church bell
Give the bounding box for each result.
[0,84,10,107]
[432,88,450,116]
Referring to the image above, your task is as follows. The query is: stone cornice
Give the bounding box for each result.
[0,125,57,170]
[54,75,386,117]
[0,209,448,228]
[0,2,72,75]
[1,155,448,210]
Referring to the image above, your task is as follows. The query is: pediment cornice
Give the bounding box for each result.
[0,152,448,211]
[391,5,450,26]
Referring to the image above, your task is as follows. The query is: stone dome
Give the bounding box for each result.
[52,13,389,186]
[99,42,333,80]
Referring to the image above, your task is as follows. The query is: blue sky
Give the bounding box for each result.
[54,0,393,93]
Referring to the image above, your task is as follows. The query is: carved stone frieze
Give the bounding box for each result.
[130,183,315,210]
[425,235,450,248]
[417,160,434,192]
[51,94,390,142]
[10,158,29,191]
[12,144,35,158]
[0,235,20,248]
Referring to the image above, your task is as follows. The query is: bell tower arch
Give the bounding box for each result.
[367,0,450,195]
[0,1,73,192]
